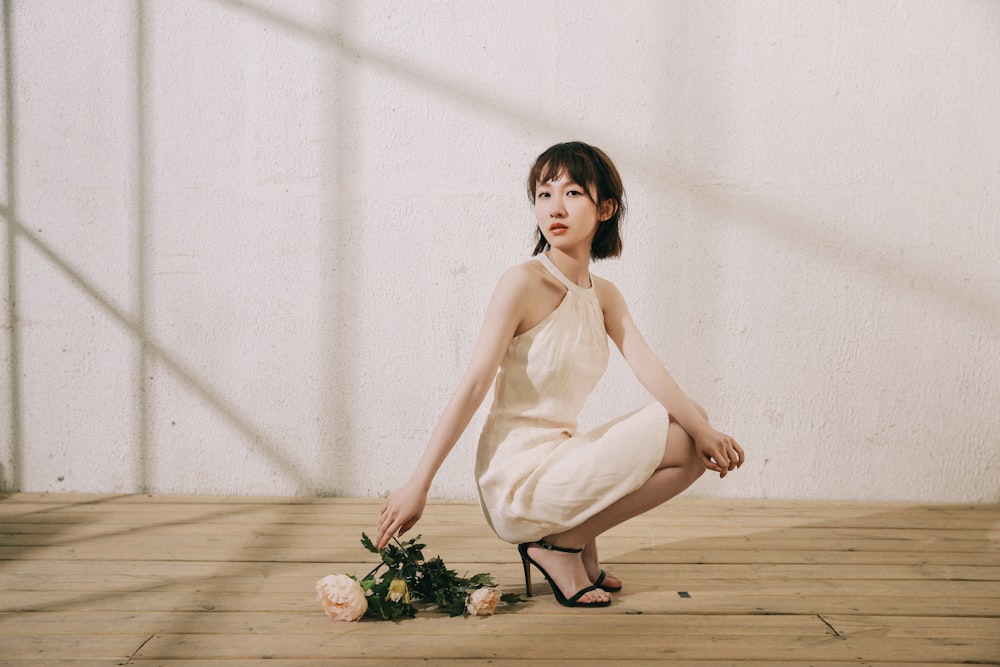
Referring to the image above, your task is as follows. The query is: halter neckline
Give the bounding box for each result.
[537,253,593,294]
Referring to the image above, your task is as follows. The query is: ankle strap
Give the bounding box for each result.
[537,539,583,554]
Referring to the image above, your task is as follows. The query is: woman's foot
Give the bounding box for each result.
[583,539,623,591]
[525,541,612,605]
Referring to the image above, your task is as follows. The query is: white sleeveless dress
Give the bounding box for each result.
[475,253,670,544]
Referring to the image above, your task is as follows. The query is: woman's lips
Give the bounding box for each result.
[549,223,568,234]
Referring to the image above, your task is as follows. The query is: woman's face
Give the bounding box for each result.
[534,172,607,252]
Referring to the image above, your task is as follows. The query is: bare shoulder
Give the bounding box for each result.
[488,259,552,312]
[497,258,547,293]
[499,257,563,294]
[502,257,569,336]
[592,274,627,311]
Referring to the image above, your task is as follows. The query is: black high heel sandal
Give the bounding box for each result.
[518,540,611,608]
[593,569,622,593]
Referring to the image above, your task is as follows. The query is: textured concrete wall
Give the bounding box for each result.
[1,1,998,502]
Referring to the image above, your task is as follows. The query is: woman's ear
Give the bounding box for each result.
[598,199,618,222]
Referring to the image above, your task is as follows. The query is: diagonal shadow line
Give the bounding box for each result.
[0,538,314,623]
[209,0,564,137]
[0,499,373,624]
[0,207,313,491]
[0,576,199,621]
[684,184,1000,336]
[134,497,363,647]
[212,0,999,334]
[0,493,136,516]
[0,498,267,550]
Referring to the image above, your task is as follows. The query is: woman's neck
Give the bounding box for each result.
[545,248,591,287]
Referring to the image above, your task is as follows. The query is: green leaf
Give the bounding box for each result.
[467,573,496,587]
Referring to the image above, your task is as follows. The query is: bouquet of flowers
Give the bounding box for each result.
[316,533,522,621]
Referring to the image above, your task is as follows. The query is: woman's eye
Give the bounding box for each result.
[537,192,550,198]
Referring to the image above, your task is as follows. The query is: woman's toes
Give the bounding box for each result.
[588,589,611,604]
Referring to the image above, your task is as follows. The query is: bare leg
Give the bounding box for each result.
[556,421,705,546]
[526,421,706,603]
[582,538,620,589]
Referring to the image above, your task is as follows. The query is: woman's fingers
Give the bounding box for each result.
[734,441,746,467]
[377,518,400,549]
[377,504,400,549]
[694,429,744,480]
[378,510,418,549]
[707,454,727,475]
[721,436,744,469]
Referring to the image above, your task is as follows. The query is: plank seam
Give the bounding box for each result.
[121,633,155,665]
[816,614,842,637]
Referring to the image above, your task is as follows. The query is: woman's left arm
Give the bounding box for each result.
[597,279,744,476]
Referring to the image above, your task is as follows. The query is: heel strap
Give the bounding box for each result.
[537,539,583,554]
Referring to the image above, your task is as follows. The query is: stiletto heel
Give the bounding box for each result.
[517,541,611,608]
[521,550,533,596]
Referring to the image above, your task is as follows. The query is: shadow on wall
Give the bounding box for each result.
[1,1,996,494]
[236,0,1000,323]
[0,1,317,493]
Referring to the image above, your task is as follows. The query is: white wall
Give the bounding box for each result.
[1,0,998,502]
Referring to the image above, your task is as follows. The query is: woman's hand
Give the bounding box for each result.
[694,428,745,478]
[376,481,428,550]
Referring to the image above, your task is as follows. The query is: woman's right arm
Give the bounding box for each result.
[375,265,532,549]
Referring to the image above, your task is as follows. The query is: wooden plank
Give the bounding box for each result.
[3,590,996,618]
[3,662,994,667]
[0,634,152,662]
[3,610,998,640]
[3,494,995,520]
[4,572,997,598]
[0,610,831,636]
[4,520,995,550]
[3,504,986,526]
[128,632,1000,663]
[0,492,990,513]
[2,571,998,599]
[4,544,996,567]
[2,560,997,585]
[7,499,996,521]
[821,614,1000,639]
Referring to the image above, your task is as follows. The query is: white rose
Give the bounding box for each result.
[386,578,410,604]
[465,586,500,616]
[316,574,368,622]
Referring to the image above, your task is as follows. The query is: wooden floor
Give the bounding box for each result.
[0,494,998,666]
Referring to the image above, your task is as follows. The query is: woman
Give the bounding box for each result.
[377,142,744,607]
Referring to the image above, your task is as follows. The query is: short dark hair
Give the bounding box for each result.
[527,142,626,259]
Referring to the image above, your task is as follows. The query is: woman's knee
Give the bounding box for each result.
[660,422,701,470]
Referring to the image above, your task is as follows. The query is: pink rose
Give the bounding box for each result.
[316,574,368,621]
[465,586,500,616]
